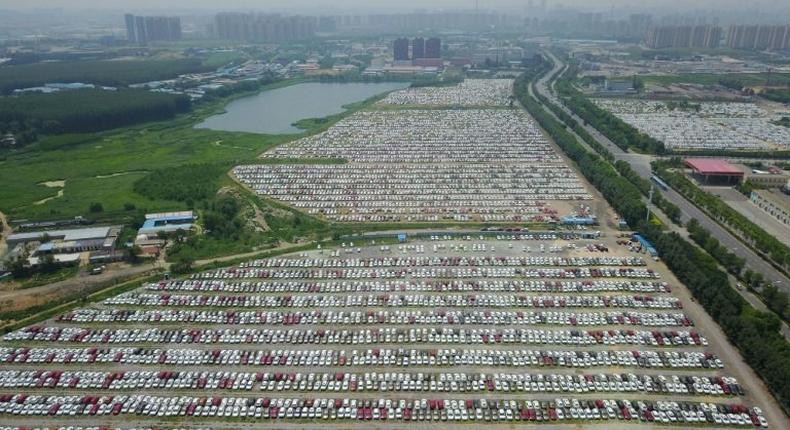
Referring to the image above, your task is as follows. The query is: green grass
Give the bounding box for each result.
[201,51,244,69]
[17,266,79,290]
[0,100,297,221]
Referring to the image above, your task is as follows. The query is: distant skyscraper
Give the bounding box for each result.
[425,37,441,58]
[645,25,720,49]
[727,24,789,51]
[124,13,181,45]
[124,14,136,43]
[394,37,410,61]
[412,37,425,59]
[214,13,316,42]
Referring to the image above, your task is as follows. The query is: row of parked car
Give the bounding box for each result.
[0,369,742,396]
[222,255,646,269]
[188,266,660,280]
[6,326,707,348]
[55,308,692,330]
[0,347,724,369]
[0,394,767,426]
[101,292,681,309]
[146,279,672,294]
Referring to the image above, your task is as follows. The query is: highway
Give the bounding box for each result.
[534,49,790,297]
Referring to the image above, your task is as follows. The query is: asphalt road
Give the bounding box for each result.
[535,50,789,296]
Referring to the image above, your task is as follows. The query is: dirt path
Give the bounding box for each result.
[0,263,162,316]
[194,242,306,267]
[0,211,9,259]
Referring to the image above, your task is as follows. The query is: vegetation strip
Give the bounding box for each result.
[515,63,790,413]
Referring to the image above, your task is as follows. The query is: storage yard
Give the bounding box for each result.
[0,233,777,428]
[592,99,790,151]
[379,79,514,107]
[236,80,592,222]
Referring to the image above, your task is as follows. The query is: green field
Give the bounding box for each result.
[0,59,210,95]
[0,80,393,223]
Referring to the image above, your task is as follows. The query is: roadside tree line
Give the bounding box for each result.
[553,65,666,155]
[653,159,790,273]
[516,64,790,413]
[0,89,190,135]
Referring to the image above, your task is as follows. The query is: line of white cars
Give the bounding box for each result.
[220,255,648,268]
[57,308,696,331]
[234,163,590,222]
[4,325,705,346]
[100,292,681,309]
[592,98,789,150]
[0,369,742,397]
[0,394,767,426]
[147,279,672,294]
[187,266,660,280]
[0,347,724,369]
[379,79,515,107]
[262,109,552,164]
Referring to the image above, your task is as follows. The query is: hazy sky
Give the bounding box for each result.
[0,0,786,13]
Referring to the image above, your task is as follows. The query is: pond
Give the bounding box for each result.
[196,82,409,134]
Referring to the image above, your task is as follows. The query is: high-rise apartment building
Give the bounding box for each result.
[214,13,317,42]
[124,14,181,45]
[727,25,789,51]
[644,25,720,49]
[412,37,425,59]
[425,37,441,58]
[393,37,410,61]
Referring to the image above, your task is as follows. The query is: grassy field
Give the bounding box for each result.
[0,79,391,223]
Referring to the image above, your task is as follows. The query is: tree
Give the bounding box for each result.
[632,76,645,93]
[127,245,143,264]
[89,202,104,213]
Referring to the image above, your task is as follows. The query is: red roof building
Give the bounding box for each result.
[684,158,744,184]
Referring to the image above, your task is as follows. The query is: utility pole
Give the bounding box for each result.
[646,184,654,222]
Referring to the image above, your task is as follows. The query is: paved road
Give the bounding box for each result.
[536,50,789,296]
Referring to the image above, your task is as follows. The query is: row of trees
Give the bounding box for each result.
[530,67,681,224]
[0,89,190,135]
[653,160,790,272]
[553,66,666,155]
[516,65,790,413]
[0,59,207,95]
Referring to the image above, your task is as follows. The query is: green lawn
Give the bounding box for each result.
[0,123,296,221]
[0,79,395,223]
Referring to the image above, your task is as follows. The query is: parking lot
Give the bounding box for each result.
[236,82,592,222]
[379,79,514,107]
[0,233,777,428]
[592,99,790,151]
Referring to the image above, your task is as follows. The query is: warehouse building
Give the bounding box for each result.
[7,226,121,252]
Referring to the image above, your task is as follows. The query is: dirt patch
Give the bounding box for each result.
[94,171,146,179]
[33,180,65,205]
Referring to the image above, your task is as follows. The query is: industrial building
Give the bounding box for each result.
[742,166,790,188]
[7,226,121,252]
[7,226,122,268]
[124,14,181,45]
[684,158,744,185]
[135,211,197,252]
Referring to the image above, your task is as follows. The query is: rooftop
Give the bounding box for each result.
[8,226,115,244]
[684,158,744,176]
